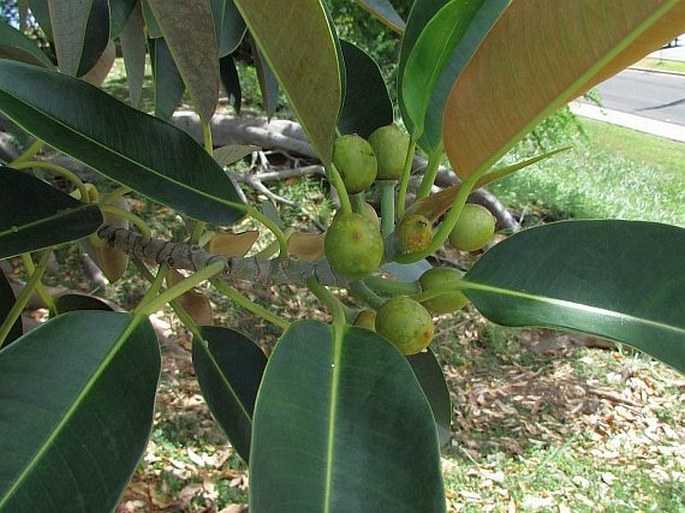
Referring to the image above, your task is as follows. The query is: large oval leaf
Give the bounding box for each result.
[219,54,242,114]
[26,0,53,40]
[337,40,393,139]
[118,0,147,108]
[398,0,448,126]
[401,0,509,153]
[250,321,445,512]
[209,0,247,57]
[0,59,245,225]
[0,166,103,259]
[407,350,451,447]
[146,0,219,122]
[109,0,138,39]
[0,22,54,67]
[0,311,160,513]
[193,326,267,463]
[47,0,110,76]
[443,0,685,178]
[462,221,685,374]
[150,37,185,120]
[233,0,342,164]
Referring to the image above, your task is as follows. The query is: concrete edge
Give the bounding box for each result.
[569,102,685,144]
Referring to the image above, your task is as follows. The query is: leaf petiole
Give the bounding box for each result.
[306,276,346,329]
[212,277,290,330]
[10,160,91,204]
[0,250,52,346]
[396,137,417,218]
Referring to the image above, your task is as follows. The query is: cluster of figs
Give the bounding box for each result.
[323,124,496,355]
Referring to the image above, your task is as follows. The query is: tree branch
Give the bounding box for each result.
[97,224,347,288]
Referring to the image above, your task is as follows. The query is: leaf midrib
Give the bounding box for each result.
[323,324,344,513]
[0,203,99,238]
[0,81,244,212]
[461,280,685,335]
[0,314,147,508]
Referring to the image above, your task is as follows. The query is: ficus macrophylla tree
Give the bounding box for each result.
[0,1,683,512]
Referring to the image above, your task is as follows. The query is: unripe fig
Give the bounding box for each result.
[324,212,383,280]
[418,267,469,315]
[332,134,377,194]
[375,296,434,355]
[397,214,432,253]
[360,202,379,226]
[368,124,410,180]
[353,309,377,331]
[449,203,496,252]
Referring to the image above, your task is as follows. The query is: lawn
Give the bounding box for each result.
[633,57,685,75]
[490,119,685,227]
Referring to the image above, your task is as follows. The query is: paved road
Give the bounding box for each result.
[587,68,685,126]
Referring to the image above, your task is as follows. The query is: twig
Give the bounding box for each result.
[586,388,643,408]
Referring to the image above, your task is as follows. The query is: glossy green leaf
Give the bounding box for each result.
[252,43,279,120]
[220,1,247,55]
[0,167,102,259]
[402,0,509,153]
[337,40,393,139]
[443,1,685,178]
[233,0,342,164]
[109,0,138,39]
[193,326,267,463]
[398,0,446,107]
[219,54,241,114]
[0,22,53,67]
[0,271,22,348]
[213,144,258,167]
[141,0,162,38]
[26,0,53,40]
[147,0,219,122]
[250,321,445,512]
[210,0,247,57]
[54,293,116,313]
[0,60,245,225]
[382,260,432,282]
[463,221,685,374]
[119,0,147,108]
[48,0,110,76]
[407,350,451,446]
[150,38,185,120]
[0,311,160,513]
[355,0,406,34]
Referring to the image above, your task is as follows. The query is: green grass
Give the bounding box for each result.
[490,119,685,227]
[633,57,685,75]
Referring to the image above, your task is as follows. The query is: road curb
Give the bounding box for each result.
[628,65,685,77]
[569,102,685,143]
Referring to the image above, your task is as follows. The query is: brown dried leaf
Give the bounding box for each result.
[168,269,213,325]
[288,231,325,262]
[208,231,260,257]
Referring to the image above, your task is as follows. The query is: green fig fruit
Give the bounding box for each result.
[353,309,377,331]
[332,134,377,194]
[397,214,433,252]
[324,212,383,280]
[449,203,496,251]
[375,296,434,355]
[368,124,410,180]
[418,267,469,315]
